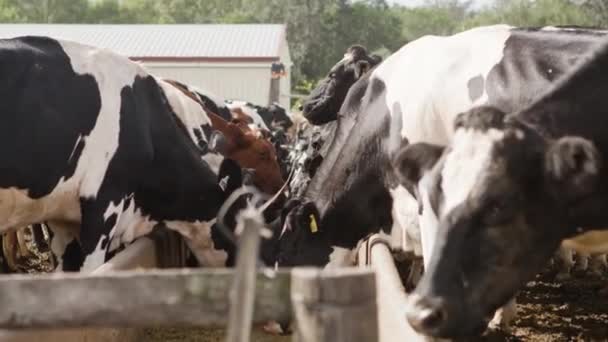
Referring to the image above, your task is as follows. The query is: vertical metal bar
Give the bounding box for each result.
[226,206,265,342]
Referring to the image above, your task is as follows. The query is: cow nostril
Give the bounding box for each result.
[406,296,448,333]
[419,307,446,331]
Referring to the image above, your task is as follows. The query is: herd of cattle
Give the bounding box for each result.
[3,23,608,338]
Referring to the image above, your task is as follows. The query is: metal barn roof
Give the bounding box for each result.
[0,24,286,61]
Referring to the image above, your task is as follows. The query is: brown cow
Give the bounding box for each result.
[163,79,284,195]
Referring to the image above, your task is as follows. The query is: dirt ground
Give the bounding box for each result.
[8,227,608,341]
[498,268,608,342]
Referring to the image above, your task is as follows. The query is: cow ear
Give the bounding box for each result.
[209,131,227,154]
[544,136,601,200]
[370,54,383,65]
[354,60,371,79]
[392,142,445,187]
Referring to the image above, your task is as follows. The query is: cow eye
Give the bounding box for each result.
[484,198,512,225]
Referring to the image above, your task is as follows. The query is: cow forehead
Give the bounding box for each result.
[440,128,505,213]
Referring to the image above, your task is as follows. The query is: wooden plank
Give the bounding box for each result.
[358,234,431,342]
[0,236,160,342]
[226,207,266,342]
[291,268,378,342]
[0,268,292,329]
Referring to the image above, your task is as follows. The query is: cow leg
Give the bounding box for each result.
[589,254,607,276]
[488,297,517,332]
[575,251,590,273]
[555,246,574,280]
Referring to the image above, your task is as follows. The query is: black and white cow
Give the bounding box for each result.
[160,79,233,122]
[301,45,383,125]
[285,45,382,200]
[394,34,608,338]
[273,25,608,330]
[226,100,293,132]
[0,36,265,273]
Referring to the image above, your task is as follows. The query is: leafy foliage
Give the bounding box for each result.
[0,0,605,93]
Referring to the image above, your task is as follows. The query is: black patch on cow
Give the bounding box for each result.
[210,223,236,266]
[100,235,109,250]
[0,36,102,198]
[454,105,507,131]
[124,196,132,210]
[200,124,214,141]
[304,76,395,249]
[195,92,232,121]
[193,127,204,142]
[62,239,84,272]
[104,214,118,236]
[193,128,208,154]
[467,75,484,102]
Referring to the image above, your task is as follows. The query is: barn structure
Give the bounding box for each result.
[0,24,292,109]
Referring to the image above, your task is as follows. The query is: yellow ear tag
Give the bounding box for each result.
[309,214,318,233]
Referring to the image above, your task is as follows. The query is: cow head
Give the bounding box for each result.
[266,103,293,130]
[214,121,285,195]
[392,105,602,338]
[273,199,334,267]
[301,45,382,125]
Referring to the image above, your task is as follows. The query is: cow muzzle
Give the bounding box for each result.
[405,292,487,338]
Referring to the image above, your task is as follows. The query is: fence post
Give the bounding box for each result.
[358,234,431,342]
[291,268,378,342]
[226,206,266,342]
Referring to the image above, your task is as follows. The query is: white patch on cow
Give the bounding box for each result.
[203,153,224,175]
[389,186,421,255]
[103,196,156,253]
[156,78,225,174]
[80,235,107,273]
[341,52,354,63]
[418,174,442,268]
[47,221,79,272]
[156,78,213,144]
[225,100,270,131]
[375,24,512,146]
[165,219,228,267]
[218,175,230,192]
[441,128,504,213]
[373,25,512,264]
[59,40,148,200]
[68,135,83,163]
[188,84,227,108]
[326,246,357,268]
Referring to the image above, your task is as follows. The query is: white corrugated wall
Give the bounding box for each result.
[143,62,271,106]
[141,36,292,109]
